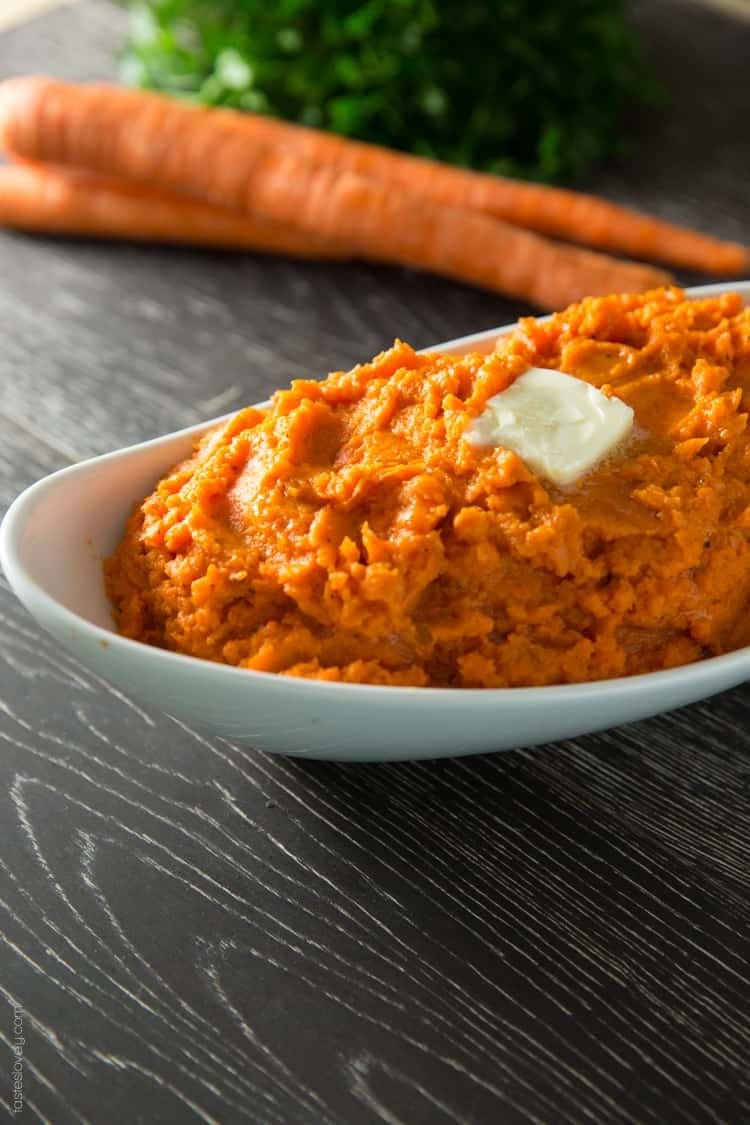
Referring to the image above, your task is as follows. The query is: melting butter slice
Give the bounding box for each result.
[468,366,634,486]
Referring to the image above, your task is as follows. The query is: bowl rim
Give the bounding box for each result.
[2,279,750,706]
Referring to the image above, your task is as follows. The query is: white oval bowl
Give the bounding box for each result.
[2,280,749,760]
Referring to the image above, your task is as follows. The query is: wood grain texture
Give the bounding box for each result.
[0,3,749,1122]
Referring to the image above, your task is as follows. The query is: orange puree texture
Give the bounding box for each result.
[106,288,750,687]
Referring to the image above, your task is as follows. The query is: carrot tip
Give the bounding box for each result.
[0,74,55,154]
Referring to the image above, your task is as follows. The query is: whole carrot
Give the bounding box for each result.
[0,78,670,310]
[1,76,744,276]
[268,125,750,277]
[0,162,348,258]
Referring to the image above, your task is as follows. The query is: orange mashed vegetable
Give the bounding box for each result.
[106,288,750,687]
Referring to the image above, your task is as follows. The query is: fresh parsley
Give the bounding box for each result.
[122,0,659,183]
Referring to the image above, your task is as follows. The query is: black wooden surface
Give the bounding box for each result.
[1,2,750,1122]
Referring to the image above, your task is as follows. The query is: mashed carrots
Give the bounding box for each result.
[106,287,750,687]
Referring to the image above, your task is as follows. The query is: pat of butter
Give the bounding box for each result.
[467,366,634,486]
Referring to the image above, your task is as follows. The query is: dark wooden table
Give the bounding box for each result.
[1,2,750,1122]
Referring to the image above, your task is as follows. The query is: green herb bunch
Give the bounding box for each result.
[123,0,657,183]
